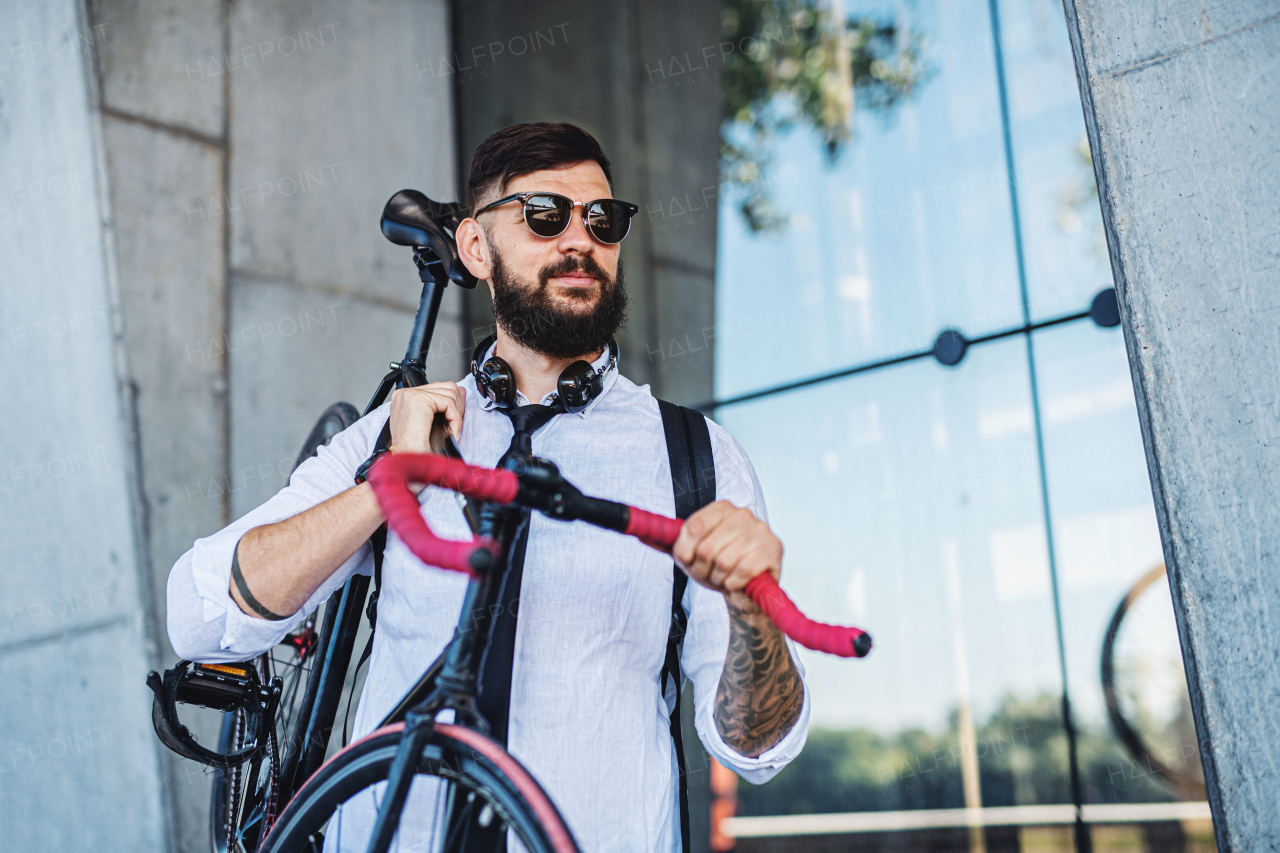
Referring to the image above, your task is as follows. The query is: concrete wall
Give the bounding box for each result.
[221,0,461,521]
[2,0,460,849]
[452,0,724,407]
[0,0,166,849]
[1061,2,1280,849]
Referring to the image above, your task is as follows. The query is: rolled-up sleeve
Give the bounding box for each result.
[680,422,811,784]
[166,406,389,662]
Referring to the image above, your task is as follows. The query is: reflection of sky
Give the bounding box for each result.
[715,0,1110,401]
[713,0,1179,754]
[1035,322,1168,729]
[719,338,1066,733]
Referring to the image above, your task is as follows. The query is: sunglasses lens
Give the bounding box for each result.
[585,201,633,244]
[523,194,572,237]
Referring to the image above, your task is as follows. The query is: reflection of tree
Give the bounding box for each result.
[720,0,930,231]
[1057,133,1107,258]
[738,693,1189,819]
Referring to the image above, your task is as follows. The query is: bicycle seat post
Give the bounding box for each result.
[396,250,450,388]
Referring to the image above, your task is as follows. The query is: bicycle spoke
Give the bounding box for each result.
[433,780,454,853]
[441,785,473,853]
[428,778,444,853]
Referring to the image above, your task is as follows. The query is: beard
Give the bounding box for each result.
[489,248,628,359]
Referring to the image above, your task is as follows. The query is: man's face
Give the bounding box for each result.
[458,161,627,359]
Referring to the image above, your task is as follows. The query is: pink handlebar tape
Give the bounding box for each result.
[624,507,871,658]
[367,454,872,658]
[744,574,871,658]
[366,454,513,575]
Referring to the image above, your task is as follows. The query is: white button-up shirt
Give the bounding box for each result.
[165,353,810,852]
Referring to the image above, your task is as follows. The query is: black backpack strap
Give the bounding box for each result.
[361,421,394,631]
[343,421,393,746]
[657,399,716,853]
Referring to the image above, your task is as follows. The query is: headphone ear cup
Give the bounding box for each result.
[558,360,602,414]
[479,355,517,407]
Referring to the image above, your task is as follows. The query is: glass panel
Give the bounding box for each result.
[1034,322,1217,847]
[997,0,1114,321]
[715,0,1023,401]
[717,337,1072,838]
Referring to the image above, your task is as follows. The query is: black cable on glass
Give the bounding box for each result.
[698,306,1101,413]
[989,0,1093,849]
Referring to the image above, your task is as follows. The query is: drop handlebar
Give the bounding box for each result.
[366,452,872,658]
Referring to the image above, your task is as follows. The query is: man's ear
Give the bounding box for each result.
[455,217,492,281]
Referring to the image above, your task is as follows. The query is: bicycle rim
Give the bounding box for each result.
[259,724,579,853]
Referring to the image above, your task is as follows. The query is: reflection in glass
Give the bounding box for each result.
[718,338,1071,832]
[995,0,1112,320]
[716,0,1024,400]
[1102,565,1205,801]
[710,0,1214,848]
[1034,322,1213,851]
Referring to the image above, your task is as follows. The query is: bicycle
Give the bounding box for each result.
[147,190,872,852]
[150,190,480,852]
[257,427,871,852]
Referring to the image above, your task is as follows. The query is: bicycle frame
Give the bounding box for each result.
[186,192,530,851]
[262,242,537,847]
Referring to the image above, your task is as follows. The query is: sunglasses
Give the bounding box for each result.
[474,192,639,245]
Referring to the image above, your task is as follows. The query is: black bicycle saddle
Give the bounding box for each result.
[380,190,479,289]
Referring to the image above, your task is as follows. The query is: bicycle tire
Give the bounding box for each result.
[259,723,580,853]
[295,403,363,472]
[212,402,363,853]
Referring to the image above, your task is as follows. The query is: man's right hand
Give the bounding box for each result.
[231,380,467,620]
[388,381,466,455]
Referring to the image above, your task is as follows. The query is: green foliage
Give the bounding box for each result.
[720,0,930,231]
[737,693,1183,818]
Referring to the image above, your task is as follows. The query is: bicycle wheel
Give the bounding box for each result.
[294,403,363,472]
[212,402,363,853]
[259,723,579,853]
[1101,563,1206,799]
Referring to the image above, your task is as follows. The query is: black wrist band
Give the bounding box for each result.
[355,447,391,485]
[231,540,290,621]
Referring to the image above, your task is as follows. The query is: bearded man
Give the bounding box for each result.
[166,122,810,851]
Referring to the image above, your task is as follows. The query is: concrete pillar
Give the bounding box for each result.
[452,0,723,406]
[0,0,166,849]
[1061,3,1280,849]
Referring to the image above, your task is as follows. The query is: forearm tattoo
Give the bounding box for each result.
[231,540,290,621]
[715,600,805,757]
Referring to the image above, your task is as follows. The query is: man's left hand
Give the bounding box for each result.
[677,501,804,757]
[673,501,782,609]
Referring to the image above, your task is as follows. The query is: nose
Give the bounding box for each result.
[555,203,595,255]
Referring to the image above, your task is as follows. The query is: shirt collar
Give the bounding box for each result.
[477,342,619,417]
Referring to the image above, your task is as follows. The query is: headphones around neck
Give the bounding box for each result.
[471,334,618,414]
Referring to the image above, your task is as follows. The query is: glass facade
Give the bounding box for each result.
[712,1,1213,850]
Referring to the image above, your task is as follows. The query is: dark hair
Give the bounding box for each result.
[467,122,613,215]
